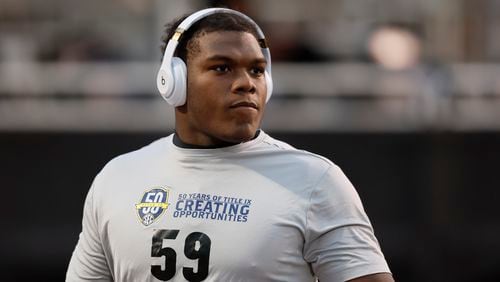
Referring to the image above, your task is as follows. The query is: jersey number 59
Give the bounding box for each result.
[151,229,211,281]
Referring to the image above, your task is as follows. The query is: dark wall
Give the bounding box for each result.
[2,132,499,281]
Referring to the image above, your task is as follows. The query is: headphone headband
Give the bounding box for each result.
[176,8,267,40]
[157,8,273,107]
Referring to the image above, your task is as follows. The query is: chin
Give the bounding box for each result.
[223,126,258,143]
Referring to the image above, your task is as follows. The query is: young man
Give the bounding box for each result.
[66,8,393,282]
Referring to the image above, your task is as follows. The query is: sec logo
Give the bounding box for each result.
[135,187,170,226]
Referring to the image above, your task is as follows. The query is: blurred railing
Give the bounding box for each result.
[1,62,499,132]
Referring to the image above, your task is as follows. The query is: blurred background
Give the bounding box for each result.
[1,0,499,281]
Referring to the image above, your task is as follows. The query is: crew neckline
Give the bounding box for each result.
[173,130,261,149]
[169,130,267,157]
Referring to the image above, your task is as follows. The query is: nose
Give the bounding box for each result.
[231,70,256,95]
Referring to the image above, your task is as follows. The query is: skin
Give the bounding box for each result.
[174,30,394,282]
[347,272,395,282]
[175,31,267,146]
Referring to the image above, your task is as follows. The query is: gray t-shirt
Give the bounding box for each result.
[66,131,390,281]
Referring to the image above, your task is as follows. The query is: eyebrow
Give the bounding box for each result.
[205,55,267,65]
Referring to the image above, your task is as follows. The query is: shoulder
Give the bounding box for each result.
[259,132,334,167]
[256,132,338,179]
[94,135,172,181]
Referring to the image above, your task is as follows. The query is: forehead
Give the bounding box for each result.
[192,31,265,61]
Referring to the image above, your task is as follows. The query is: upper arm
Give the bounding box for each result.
[66,183,112,281]
[304,165,392,281]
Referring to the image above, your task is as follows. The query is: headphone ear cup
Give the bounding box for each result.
[167,57,188,107]
[157,67,174,100]
[265,70,273,103]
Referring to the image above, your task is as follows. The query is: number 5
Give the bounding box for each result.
[151,229,211,282]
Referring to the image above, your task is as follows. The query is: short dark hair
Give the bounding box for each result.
[160,11,260,63]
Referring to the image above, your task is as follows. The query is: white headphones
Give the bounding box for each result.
[156,8,273,107]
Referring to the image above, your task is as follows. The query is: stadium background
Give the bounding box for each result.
[1,0,499,281]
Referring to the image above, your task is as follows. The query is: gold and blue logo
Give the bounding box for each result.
[135,187,170,226]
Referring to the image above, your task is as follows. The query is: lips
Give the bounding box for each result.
[229,101,259,110]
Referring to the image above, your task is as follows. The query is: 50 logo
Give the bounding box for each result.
[136,187,170,226]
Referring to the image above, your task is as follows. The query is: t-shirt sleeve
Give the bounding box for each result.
[66,182,112,282]
[303,165,391,282]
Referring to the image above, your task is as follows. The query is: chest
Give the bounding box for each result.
[99,172,315,281]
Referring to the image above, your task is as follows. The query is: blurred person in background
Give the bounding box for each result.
[367,22,453,128]
[66,7,393,282]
